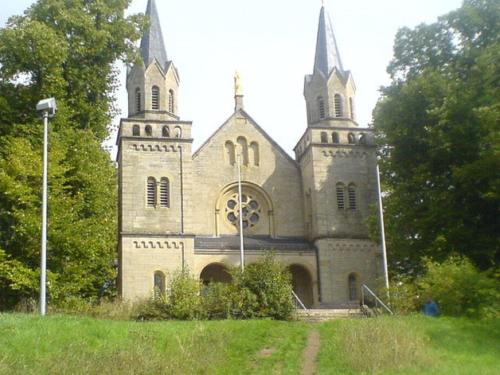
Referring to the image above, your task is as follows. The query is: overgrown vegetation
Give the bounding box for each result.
[134,255,295,321]
[387,256,500,319]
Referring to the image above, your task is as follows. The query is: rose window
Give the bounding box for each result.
[225,193,261,229]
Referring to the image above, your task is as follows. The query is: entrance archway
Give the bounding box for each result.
[200,263,232,285]
[288,264,313,308]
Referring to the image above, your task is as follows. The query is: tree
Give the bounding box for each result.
[0,0,145,309]
[373,0,499,272]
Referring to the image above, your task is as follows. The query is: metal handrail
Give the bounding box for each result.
[292,290,308,311]
[361,284,393,315]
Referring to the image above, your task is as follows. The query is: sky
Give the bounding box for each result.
[1,0,464,156]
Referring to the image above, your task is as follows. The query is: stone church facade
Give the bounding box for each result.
[117,0,384,307]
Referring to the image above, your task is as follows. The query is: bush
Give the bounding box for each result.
[168,270,203,320]
[417,257,499,319]
[231,254,294,320]
[201,282,234,320]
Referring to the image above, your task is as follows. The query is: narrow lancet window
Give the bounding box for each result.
[336,183,345,210]
[147,177,157,207]
[318,96,325,119]
[145,125,152,137]
[348,184,357,209]
[154,271,165,298]
[169,90,175,113]
[152,86,160,110]
[135,88,141,113]
[348,133,355,144]
[334,94,343,117]
[349,97,355,120]
[160,178,169,208]
[162,126,170,137]
[348,273,358,300]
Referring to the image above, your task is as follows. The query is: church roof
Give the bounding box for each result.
[195,235,312,252]
[313,6,344,77]
[140,0,168,68]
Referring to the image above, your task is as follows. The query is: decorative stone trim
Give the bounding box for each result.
[322,150,368,158]
[130,144,179,152]
[133,240,183,249]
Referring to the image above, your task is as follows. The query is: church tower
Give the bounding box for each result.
[295,5,382,306]
[117,0,194,300]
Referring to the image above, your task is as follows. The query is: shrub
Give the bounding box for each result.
[231,254,294,320]
[168,270,203,320]
[201,282,234,320]
[417,256,499,319]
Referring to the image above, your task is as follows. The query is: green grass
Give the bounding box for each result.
[0,314,498,374]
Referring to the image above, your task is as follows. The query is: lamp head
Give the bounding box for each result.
[36,98,57,117]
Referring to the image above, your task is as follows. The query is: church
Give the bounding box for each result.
[117,0,385,308]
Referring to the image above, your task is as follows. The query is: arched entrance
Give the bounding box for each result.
[288,264,313,308]
[200,263,232,285]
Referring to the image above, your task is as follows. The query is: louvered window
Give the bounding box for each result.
[334,94,343,117]
[135,88,141,112]
[318,96,325,119]
[169,90,175,113]
[160,178,169,208]
[152,86,160,110]
[336,183,345,209]
[147,177,156,207]
[348,184,357,209]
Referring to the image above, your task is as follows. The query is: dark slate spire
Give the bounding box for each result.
[140,0,168,68]
[313,6,344,77]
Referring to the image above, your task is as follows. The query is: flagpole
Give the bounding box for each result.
[376,164,389,290]
[237,154,245,271]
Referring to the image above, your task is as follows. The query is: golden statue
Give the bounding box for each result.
[234,71,243,96]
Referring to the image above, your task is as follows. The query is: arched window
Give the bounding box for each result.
[160,178,169,208]
[348,184,357,209]
[147,177,156,207]
[320,132,328,143]
[250,142,260,166]
[317,96,325,119]
[174,126,182,138]
[237,136,249,166]
[152,86,160,110]
[334,94,343,117]
[154,271,165,298]
[135,88,141,113]
[348,133,356,144]
[225,141,236,165]
[332,132,339,143]
[169,89,175,113]
[349,97,355,120]
[145,125,152,137]
[132,125,140,136]
[336,183,345,210]
[358,133,366,145]
[348,273,358,300]
[162,126,170,137]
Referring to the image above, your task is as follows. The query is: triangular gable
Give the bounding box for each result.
[192,109,298,168]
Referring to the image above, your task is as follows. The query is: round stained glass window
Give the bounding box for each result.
[224,192,261,229]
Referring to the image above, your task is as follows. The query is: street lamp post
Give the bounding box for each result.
[36,98,57,316]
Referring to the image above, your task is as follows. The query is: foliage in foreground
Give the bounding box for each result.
[388,256,499,319]
[134,255,294,321]
[373,0,499,271]
[0,0,145,309]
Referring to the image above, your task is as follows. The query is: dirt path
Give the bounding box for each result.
[301,329,320,375]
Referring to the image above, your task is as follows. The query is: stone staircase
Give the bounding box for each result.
[295,308,364,322]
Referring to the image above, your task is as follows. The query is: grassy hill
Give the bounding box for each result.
[0,314,498,374]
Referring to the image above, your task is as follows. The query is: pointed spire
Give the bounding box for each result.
[140,0,168,68]
[313,5,344,77]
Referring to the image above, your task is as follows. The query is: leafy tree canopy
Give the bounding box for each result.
[373,0,499,272]
[0,0,145,309]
